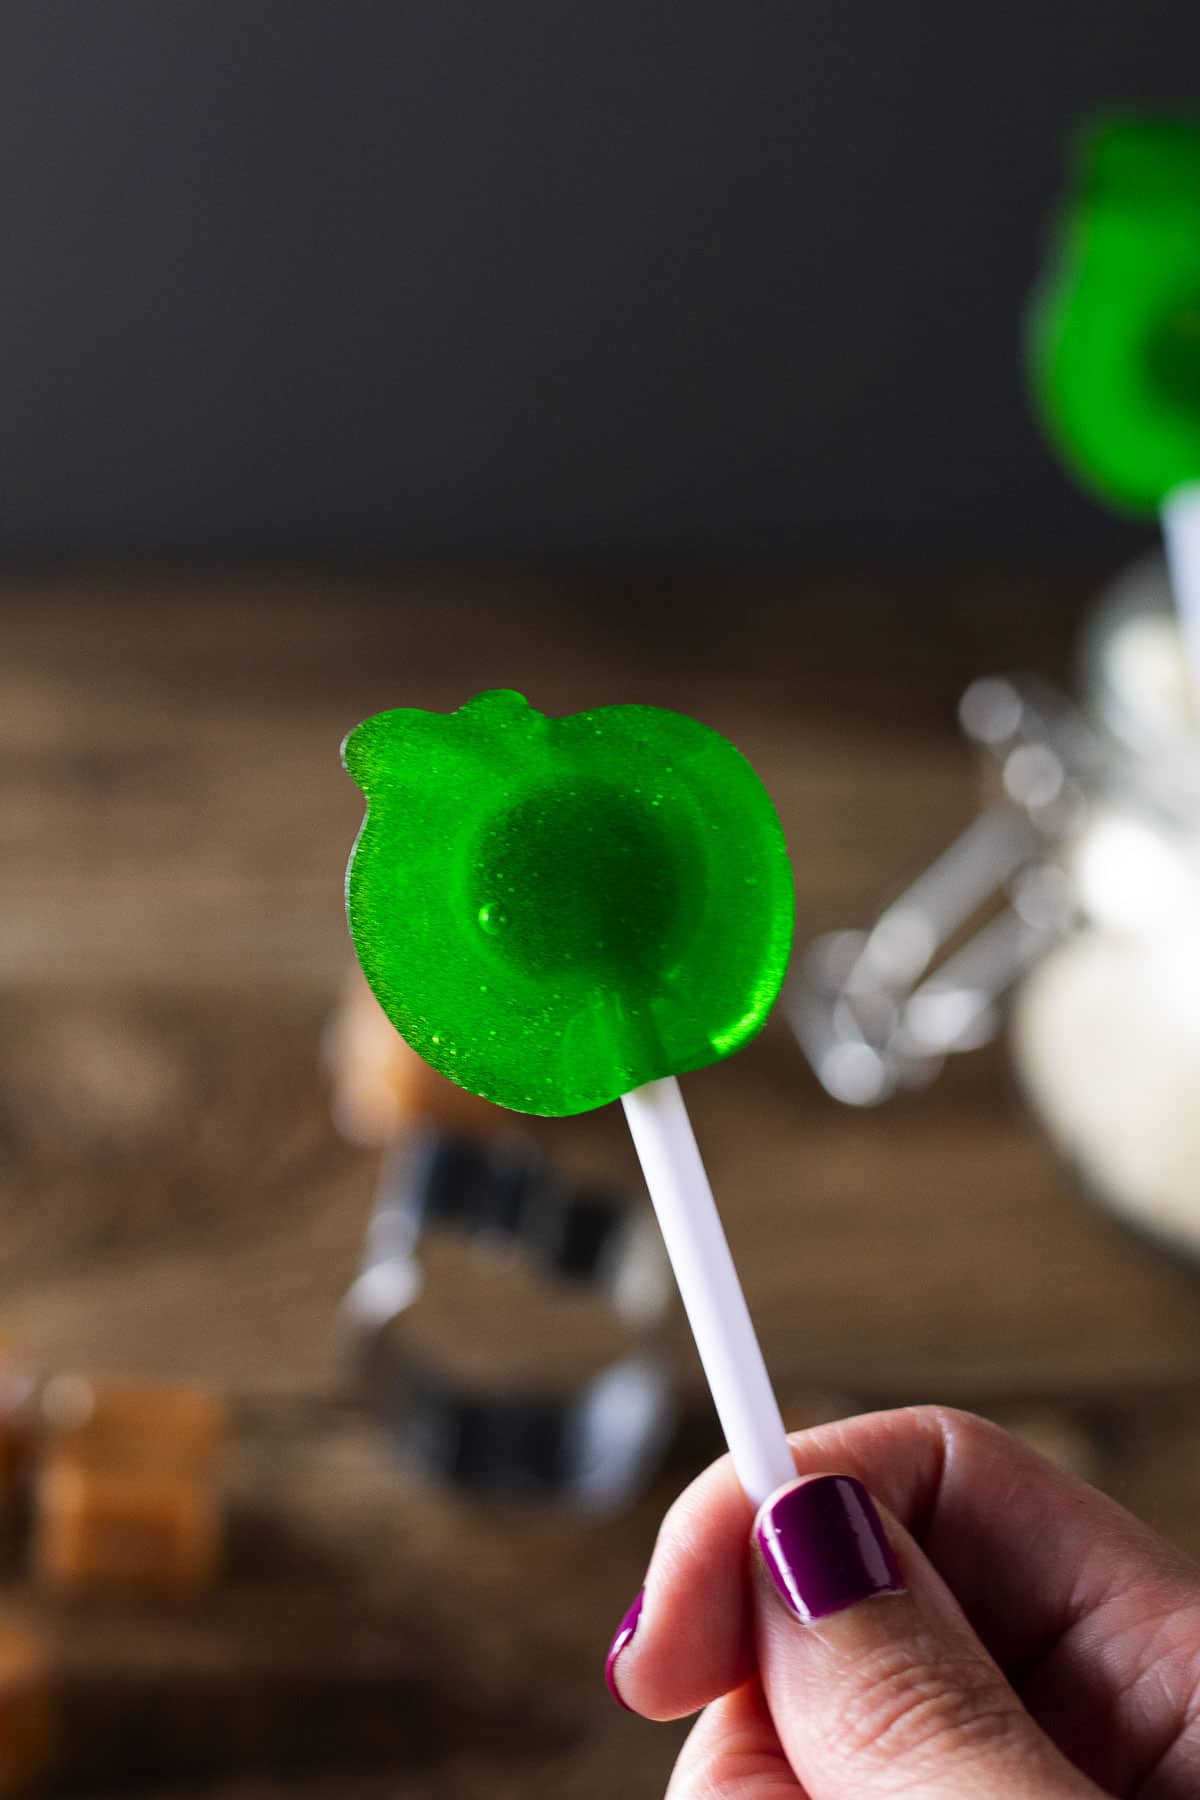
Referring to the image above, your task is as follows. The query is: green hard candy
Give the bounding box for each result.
[343,690,794,1116]
[1028,113,1200,515]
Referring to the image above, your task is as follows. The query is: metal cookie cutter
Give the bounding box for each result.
[342,1130,675,1509]
[788,675,1108,1105]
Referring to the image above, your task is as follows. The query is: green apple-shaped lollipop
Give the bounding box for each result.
[1029,113,1200,688]
[344,690,797,1505]
[345,688,793,1114]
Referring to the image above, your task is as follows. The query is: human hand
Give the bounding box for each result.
[605,1407,1200,1797]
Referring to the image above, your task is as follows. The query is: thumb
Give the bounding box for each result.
[753,1475,1102,1799]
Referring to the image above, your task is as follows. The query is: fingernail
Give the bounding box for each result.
[604,1588,644,1710]
[757,1475,904,1622]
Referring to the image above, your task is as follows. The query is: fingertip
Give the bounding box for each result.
[604,1588,644,1712]
[655,1468,757,1700]
[603,1459,757,1720]
[606,1577,752,1721]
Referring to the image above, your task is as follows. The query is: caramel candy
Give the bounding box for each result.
[0,1618,56,1796]
[0,1343,35,1505]
[34,1463,219,1594]
[38,1376,224,1478]
[325,966,502,1145]
[33,1376,226,1593]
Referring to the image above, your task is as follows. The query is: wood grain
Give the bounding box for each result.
[4,567,1199,1797]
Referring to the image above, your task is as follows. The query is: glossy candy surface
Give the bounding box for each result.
[344,690,793,1115]
[1029,114,1200,515]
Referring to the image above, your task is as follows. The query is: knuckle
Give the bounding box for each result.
[827,1633,1027,1776]
[668,1699,794,1800]
[926,1403,1006,1461]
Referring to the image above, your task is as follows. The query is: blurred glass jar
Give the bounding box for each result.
[1012,552,1200,1257]
[793,550,1200,1260]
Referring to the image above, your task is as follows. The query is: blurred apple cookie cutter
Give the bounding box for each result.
[342,1129,675,1509]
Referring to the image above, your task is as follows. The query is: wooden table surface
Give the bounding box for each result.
[5,566,1200,1797]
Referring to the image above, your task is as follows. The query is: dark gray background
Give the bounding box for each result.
[1,2,1197,560]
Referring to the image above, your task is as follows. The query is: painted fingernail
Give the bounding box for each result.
[757,1475,904,1622]
[604,1588,644,1710]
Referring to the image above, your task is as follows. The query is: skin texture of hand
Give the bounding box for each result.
[606,1407,1200,1798]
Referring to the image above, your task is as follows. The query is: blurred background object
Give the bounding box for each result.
[325,969,505,1147]
[341,1125,675,1509]
[791,105,1200,1266]
[33,1374,226,1594]
[1012,555,1200,1257]
[792,549,1200,1260]
[4,5,1200,1797]
[0,1619,56,1800]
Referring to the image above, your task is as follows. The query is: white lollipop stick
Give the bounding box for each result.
[1162,481,1200,703]
[621,1075,795,1507]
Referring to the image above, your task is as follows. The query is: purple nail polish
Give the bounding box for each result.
[604,1588,644,1710]
[757,1476,903,1622]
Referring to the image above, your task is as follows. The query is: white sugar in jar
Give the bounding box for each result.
[1012,552,1200,1256]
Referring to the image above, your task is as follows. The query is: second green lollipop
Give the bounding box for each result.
[1029,112,1200,691]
